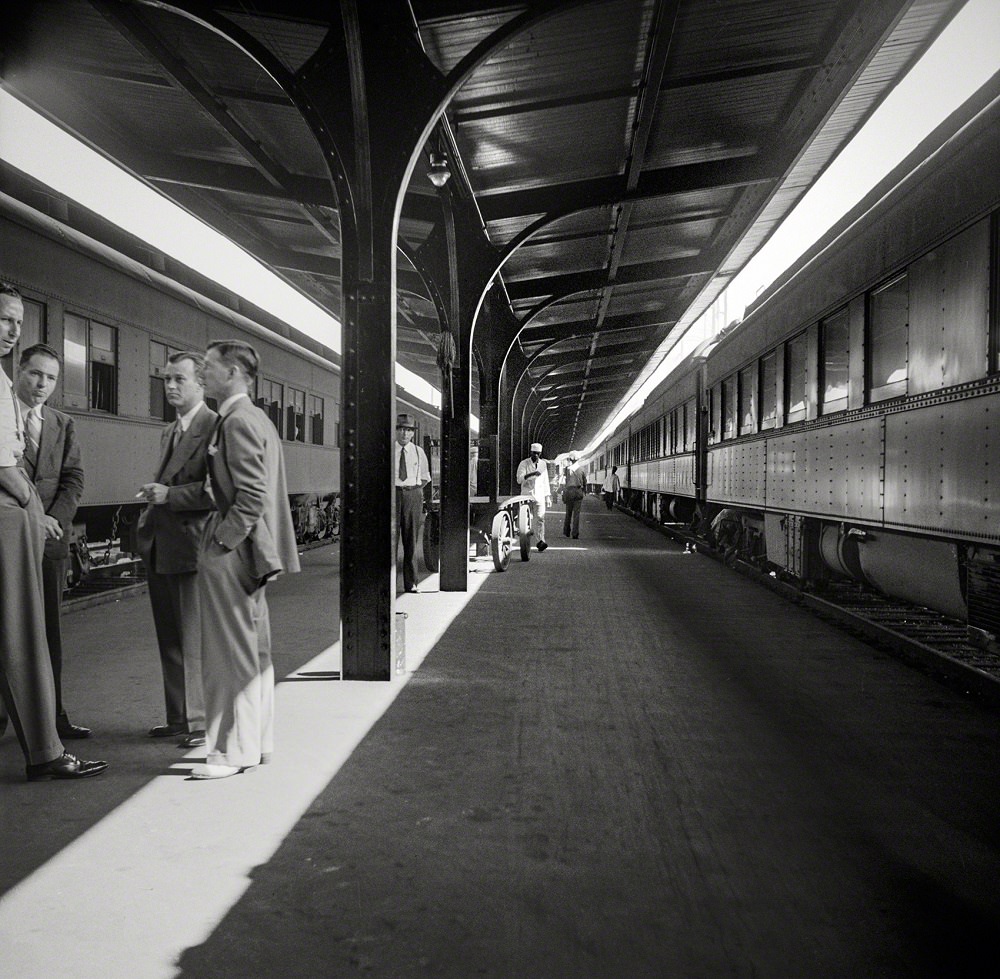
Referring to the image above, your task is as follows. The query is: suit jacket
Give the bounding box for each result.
[136,402,218,574]
[20,405,84,560]
[208,395,300,583]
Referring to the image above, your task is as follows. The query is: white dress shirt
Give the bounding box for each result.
[0,367,24,467]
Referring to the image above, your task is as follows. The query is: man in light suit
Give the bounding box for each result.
[12,343,90,739]
[0,282,106,780]
[190,339,299,780]
[136,351,217,748]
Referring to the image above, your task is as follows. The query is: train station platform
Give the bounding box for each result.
[2,496,1000,977]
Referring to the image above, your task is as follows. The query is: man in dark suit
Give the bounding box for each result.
[11,343,90,739]
[0,282,106,780]
[190,339,299,779]
[136,351,217,748]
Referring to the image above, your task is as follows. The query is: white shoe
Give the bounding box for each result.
[188,763,244,780]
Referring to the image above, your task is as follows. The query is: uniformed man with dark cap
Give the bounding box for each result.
[394,413,430,592]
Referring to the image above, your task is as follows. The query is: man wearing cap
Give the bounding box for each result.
[395,413,431,593]
[562,451,587,539]
[516,442,550,552]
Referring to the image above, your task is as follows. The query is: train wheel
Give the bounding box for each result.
[490,510,513,571]
[518,503,530,561]
[422,509,440,572]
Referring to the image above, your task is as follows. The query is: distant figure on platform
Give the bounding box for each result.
[14,342,89,739]
[601,465,621,510]
[136,351,217,749]
[0,282,106,780]
[562,452,587,539]
[516,442,550,552]
[395,413,431,593]
[191,339,299,779]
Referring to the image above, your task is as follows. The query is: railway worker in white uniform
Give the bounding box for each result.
[516,442,551,552]
[601,465,621,510]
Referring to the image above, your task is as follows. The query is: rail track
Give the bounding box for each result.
[642,510,1000,709]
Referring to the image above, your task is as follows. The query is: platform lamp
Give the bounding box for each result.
[427,150,451,188]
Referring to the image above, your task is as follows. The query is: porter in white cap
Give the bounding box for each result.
[515,442,550,551]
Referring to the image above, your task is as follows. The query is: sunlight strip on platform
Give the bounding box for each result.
[0,569,490,979]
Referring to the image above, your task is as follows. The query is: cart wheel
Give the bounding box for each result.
[518,503,530,561]
[422,509,439,572]
[490,510,513,572]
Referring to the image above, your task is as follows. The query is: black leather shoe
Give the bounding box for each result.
[149,723,187,738]
[537,541,548,551]
[179,731,207,748]
[57,713,92,739]
[26,752,108,781]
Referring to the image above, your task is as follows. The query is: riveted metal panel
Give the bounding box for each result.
[661,452,697,497]
[884,392,1000,541]
[765,418,884,519]
[707,439,765,506]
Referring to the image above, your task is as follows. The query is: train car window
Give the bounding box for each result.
[63,314,88,410]
[256,377,284,437]
[738,364,756,436]
[759,351,777,429]
[309,395,324,445]
[684,398,696,451]
[785,333,808,422]
[148,341,181,421]
[992,212,1000,376]
[89,321,117,414]
[62,313,117,413]
[708,384,719,444]
[868,274,909,402]
[287,388,306,443]
[722,374,737,440]
[910,218,990,391]
[820,307,850,414]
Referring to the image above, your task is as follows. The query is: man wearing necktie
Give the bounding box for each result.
[12,343,89,739]
[0,282,106,780]
[135,351,217,747]
[190,339,299,779]
[395,413,431,594]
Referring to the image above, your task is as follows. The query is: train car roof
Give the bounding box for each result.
[0,187,341,372]
[742,71,1000,324]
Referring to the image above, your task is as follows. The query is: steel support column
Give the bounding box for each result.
[296,2,449,675]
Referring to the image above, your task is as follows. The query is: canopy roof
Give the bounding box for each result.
[1,0,964,449]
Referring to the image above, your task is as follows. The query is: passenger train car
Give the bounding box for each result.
[584,83,1000,638]
[0,189,439,558]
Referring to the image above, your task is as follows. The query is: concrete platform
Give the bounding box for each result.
[2,496,1000,977]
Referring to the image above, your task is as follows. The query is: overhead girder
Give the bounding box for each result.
[477,155,777,225]
[91,0,342,254]
[504,252,720,302]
